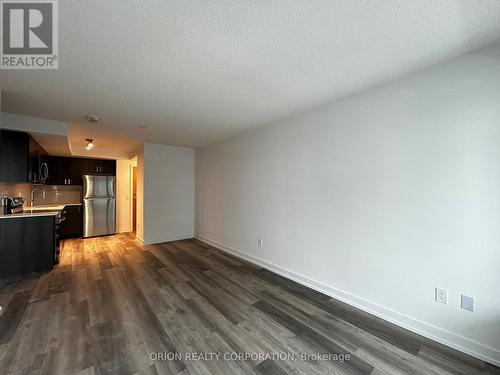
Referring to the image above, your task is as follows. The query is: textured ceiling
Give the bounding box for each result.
[1,0,500,158]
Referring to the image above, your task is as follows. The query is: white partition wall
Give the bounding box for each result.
[141,143,195,245]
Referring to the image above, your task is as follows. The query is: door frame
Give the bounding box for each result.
[131,165,137,232]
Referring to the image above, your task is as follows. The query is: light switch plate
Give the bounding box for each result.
[461,295,474,312]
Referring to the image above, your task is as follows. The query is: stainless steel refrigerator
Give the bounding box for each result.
[83,175,116,238]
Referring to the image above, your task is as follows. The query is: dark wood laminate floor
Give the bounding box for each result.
[0,234,498,375]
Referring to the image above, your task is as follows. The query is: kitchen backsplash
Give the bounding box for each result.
[0,183,31,200]
[0,183,82,205]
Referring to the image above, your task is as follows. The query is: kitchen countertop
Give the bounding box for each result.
[0,203,81,219]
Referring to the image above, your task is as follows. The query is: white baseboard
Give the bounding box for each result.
[116,228,132,234]
[144,234,193,245]
[195,233,500,367]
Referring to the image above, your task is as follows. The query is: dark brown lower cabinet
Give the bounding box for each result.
[0,216,55,277]
[60,205,83,238]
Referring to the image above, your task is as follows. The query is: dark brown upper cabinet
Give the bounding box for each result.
[0,129,30,182]
[1,130,115,184]
[81,158,116,175]
[46,157,83,185]
[0,130,52,184]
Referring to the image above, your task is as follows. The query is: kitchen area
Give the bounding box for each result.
[0,128,116,278]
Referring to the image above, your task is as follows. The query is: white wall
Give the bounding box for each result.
[143,143,195,244]
[196,43,500,365]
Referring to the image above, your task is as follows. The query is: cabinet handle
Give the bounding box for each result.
[96,166,98,172]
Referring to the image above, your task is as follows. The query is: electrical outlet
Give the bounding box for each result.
[435,287,448,304]
[257,238,263,247]
[461,295,474,312]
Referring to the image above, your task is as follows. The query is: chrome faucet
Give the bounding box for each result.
[30,188,46,207]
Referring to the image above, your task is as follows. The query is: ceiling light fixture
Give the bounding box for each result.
[85,138,94,150]
[84,115,101,124]
[138,124,147,129]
